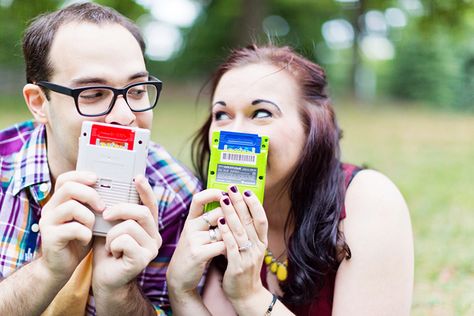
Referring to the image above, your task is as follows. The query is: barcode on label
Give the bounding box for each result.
[221,152,257,165]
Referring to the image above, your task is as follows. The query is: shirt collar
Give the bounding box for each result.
[11,123,52,202]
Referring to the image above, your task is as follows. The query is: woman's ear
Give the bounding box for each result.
[23,83,48,124]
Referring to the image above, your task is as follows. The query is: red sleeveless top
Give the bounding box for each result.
[260,163,360,315]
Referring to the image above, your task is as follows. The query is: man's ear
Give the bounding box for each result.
[23,83,48,124]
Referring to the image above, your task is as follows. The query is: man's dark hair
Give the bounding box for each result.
[22,2,146,84]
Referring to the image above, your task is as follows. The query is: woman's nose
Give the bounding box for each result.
[225,117,255,134]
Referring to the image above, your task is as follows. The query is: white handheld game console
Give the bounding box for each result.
[76,121,150,236]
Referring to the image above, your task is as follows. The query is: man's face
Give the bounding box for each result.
[43,22,152,174]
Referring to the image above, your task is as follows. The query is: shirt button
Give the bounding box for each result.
[31,223,40,233]
[39,183,49,193]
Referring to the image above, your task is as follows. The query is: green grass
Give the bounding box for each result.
[336,104,474,315]
[1,96,473,315]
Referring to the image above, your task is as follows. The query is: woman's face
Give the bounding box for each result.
[209,63,306,193]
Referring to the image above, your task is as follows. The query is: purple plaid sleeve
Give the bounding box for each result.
[0,121,202,315]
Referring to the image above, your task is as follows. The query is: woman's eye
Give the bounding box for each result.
[252,109,272,119]
[214,111,231,121]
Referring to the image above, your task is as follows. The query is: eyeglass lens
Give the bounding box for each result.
[78,84,158,115]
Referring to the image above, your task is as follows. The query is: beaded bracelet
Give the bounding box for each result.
[265,294,278,315]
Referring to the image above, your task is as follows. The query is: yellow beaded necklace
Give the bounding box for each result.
[264,249,288,281]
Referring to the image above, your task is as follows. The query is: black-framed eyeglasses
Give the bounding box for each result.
[36,77,162,117]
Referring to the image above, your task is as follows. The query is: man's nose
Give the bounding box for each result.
[104,95,135,126]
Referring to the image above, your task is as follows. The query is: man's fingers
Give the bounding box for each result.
[55,170,97,190]
[105,219,160,254]
[43,199,95,229]
[108,234,156,266]
[134,174,158,224]
[109,234,140,259]
[102,204,158,240]
[46,221,93,247]
[47,181,105,213]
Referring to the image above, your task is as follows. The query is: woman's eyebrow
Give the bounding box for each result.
[212,101,227,107]
[252,99,282,113]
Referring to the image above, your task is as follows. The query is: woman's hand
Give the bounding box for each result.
[166,189,226,295]
[217,185,269,304]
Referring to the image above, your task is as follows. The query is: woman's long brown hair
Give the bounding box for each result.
[191,44,350,305]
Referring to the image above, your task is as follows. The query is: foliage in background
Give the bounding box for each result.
[0,1,473,314]
[0,0,472,109]
[162,0,473,109]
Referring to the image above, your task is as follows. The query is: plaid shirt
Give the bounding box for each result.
[0,120,202,315]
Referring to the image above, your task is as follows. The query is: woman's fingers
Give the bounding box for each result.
[226,186,266,245]
[241,190,268,247]
[190,207,224,231]
[188,189,226,219]
[217,217,241,265]
[220,192,250,249]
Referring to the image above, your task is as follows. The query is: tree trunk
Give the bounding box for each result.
[349,0,366,100]
[235,0,267,46]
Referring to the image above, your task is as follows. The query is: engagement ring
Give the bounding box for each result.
[202,212,211,227]
[209,228,218,243]
[238,240,253,252]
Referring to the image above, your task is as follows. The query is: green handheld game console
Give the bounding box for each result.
[205,130,269,212]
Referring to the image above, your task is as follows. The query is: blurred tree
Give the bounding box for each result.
[389,0,474,109]
[157,0,408,95]
[0,0,472,108]
[0,0,60,66]
[0,0,144,67]
[390,26,460,108]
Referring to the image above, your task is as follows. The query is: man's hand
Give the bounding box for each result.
[92,174,161,292]
[0,171,103,315]
[39,171,102,279]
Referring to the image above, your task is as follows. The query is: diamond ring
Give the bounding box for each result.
[238,240,253,252]
[201,212,211,227]
[209,228,218,243]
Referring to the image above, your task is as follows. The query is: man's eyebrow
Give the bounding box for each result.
[70,77,107,86]
[252,99,282,113]
[129,71,150,80]
[70,71,150,86]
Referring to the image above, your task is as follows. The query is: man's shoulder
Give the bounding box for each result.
[0,120,36,156]
[146,141,202,195]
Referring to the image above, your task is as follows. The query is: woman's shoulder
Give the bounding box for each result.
[341,168,412,244]
[334,169,414,313]
[344,169,409,218]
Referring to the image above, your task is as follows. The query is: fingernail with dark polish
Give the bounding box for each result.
[244,190,252,197]
[223,198,230,205]
[230,185,238,193]
[222,191,229,196]
[219,217,226,225]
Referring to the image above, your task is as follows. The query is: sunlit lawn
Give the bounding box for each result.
[1,95,473,315]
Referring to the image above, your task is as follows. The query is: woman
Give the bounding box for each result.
[167,44,414,315]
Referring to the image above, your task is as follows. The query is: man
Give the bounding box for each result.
[0,3,200,315]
